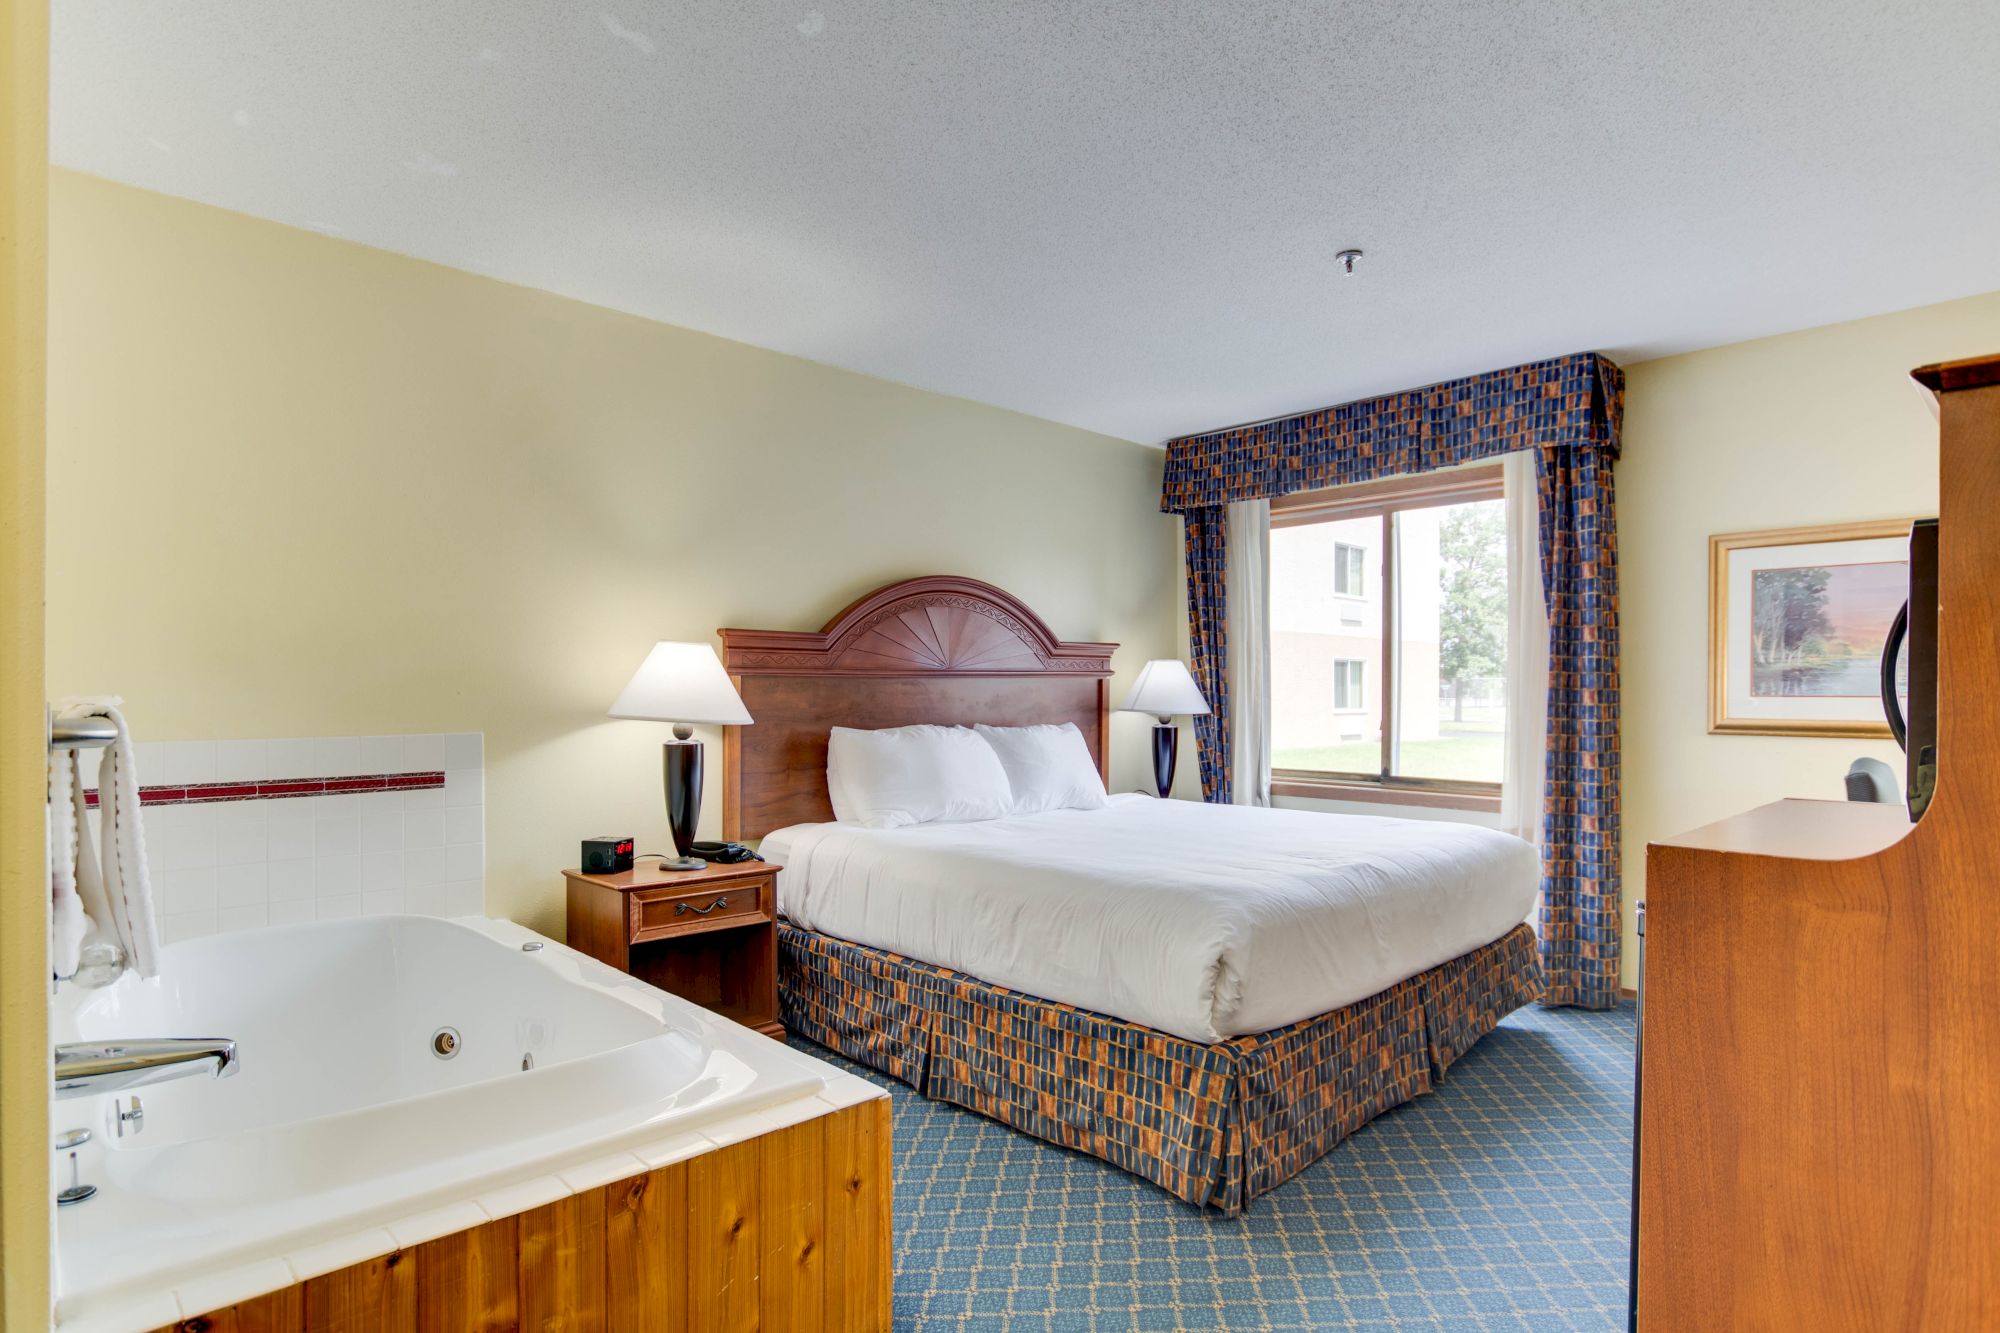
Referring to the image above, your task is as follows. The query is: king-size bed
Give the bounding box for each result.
[720,575,1544,1214]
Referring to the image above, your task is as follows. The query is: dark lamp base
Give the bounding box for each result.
[1150,722,1178,799]
[663,738,704,859]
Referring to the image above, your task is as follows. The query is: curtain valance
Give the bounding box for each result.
[1159,353,1623,513]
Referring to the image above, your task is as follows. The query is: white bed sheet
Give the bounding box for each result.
[762,794,1538,1043]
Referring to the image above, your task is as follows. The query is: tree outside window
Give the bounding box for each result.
[1437,505,1507,723]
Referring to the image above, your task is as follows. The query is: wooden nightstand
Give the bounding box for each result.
[563,858,783,1041]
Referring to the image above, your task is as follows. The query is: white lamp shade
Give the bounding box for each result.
[1119,659,1210,717]
[609,642,753,725]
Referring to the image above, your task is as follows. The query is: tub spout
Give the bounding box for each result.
[53,1038,240,1099]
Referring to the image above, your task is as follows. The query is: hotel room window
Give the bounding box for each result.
[1269,464,1507,803]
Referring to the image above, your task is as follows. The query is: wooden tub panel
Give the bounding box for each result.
[157,1099,890,1333]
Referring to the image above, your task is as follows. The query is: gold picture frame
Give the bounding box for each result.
[1708,520,1916,738]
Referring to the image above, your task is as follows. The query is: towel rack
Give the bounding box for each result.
[49,717,117,751]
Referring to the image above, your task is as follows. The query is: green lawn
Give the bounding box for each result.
[1274,730,1503,783]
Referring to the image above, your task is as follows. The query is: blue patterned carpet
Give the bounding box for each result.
[801,1001,1634,1331]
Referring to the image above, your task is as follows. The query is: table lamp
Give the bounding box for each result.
[1119,659,1210,798]
[610,642,753,870]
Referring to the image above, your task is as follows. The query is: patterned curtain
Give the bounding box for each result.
[1162,353,1624,1009]
[1181,506,1232,804]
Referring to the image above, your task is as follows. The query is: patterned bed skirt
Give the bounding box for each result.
[777,921,1545,1214]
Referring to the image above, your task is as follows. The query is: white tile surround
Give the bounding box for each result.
[97,733,486,941]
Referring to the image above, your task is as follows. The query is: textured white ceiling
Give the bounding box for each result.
[51,1,2000,443]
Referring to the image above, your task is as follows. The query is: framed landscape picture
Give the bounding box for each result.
[1709,520,1914,737]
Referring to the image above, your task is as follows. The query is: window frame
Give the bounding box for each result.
[1269,464,1506,812]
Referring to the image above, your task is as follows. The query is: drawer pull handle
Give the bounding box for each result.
[675,896,729,917]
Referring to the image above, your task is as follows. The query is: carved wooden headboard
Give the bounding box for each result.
[718,575,1117,840]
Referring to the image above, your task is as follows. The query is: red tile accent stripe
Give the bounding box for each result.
[83,771,445,809]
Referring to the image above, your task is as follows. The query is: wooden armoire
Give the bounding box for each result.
[1635,354,2000,1329]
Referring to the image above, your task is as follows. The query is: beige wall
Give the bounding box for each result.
[1618,289,2000,987]
[1,1,49,1325]
[45,171,1187,940]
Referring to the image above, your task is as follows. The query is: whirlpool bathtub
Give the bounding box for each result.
[49,915,854,1331]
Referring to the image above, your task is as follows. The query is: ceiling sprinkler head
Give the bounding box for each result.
[1335,249,1363,275]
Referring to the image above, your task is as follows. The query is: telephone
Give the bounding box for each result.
[688,840,761,864]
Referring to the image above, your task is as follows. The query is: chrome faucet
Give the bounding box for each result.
[53,1038,241,1100]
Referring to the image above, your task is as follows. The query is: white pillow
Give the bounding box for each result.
[826,724,1015,828]
[974,723,1109,816]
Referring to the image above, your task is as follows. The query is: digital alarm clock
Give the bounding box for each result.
[581,836,635,874]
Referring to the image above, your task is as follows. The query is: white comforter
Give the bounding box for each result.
[762,795,1538,1044]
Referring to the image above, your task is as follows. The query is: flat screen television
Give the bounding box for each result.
[1881,518,1939,820]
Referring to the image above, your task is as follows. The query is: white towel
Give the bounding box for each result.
[48,747,90,978]
[51,698,161,984]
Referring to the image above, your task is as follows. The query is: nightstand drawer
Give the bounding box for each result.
[628,879,769,942]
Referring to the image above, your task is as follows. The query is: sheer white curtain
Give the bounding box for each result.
[1499,450,1549,845]
[1225,498,1272,806]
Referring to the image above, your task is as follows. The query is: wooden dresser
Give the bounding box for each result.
[1635,354,2000,1330]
